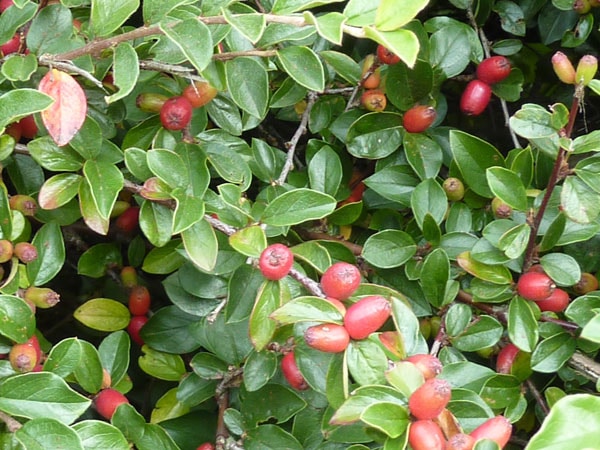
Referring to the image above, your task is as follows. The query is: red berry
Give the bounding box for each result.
[447,433,475,450]
[9,343,38,373]
[403,105,437,133]
[326,297,347,316]
[535,288,569,313]
[0,0,14,12]
[408,420,446,450]
[115,206,140,234]
[26,335,42,363]
[0,33,20,56]
[496,343,520,374]
[128,286,151,316]
[94,388,130,420]
[160,96,193,131]
[5,122,21,142]
[196,444,215,450]
[377,45,401,65]
[320,262,361,300]
[460,80,492,116]
[281,351,308,391]
[18,115,38,139]
[360,89,387,112]
[408,378,452,420]
[476,56,511,85]
[258,243,294,281]
[127,315,148,346]
[182,81,218,108]
[527,264,546,274]
[304,323,350,353]
[517,271,555,302]
[343,295,391,340]
[470,415,512,448]
[406,354,443,380]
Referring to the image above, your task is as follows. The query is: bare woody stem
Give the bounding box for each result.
[522,93,580,271]
[0,411,22,432]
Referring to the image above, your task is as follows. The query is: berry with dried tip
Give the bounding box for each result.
[403,105,437,133]
[160,96,193,131]
[535,287,570,313]
[9,343,38,373]
[447,433,475,450]
[304,323,350,353]
[115,206,140,234]
[259,243,294,281]
[344,295,391,339]
[94,388,130,420]
[406,353,443,380]
[127,315,148,346]
[129,285,151,316]
[470,415,512,448]
[517,271,555,302]
[491,197,512,219]
[552,52,576,84]
[281,351,309,391]
[136,92,168,113]
[408,420,446,450]
[120,266,138,289]
[574,272,599,295]
[443,177,465,202]
[183,81,218,108]
[0,239,13,263]
[320,262,361,300]
[575,54,598,86]
[408,378,452,420]
[377,45,401,65]
[476,56,512,85]
[360,89,387,112]
[24,287,60,309]
[14,242,38,264]
[460,80,492,116]
[9,194,37,216]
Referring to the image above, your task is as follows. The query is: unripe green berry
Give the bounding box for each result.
[443,177,465,202]
[552,52,576,84]
[136,92,168,113]
[575,54,598,86]
[23,287,60,309]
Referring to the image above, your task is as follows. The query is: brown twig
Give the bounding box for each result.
[0,411,22,432]
[526,379,550,416]
[295,229,363,256]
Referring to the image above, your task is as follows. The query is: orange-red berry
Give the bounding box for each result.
[304,323,350,353]
[94,388,130,420]
[320,262,361,300]
[258,243,294,281]
[343,295,391,340]
[408,378,452,420]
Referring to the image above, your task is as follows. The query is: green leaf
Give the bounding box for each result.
[0,372,91,425]
[245,424,303,450]
[0,89,53,129]
[391,296,426,356]
[319,50,361,84]
[229,226,267,258]
[160,18,213,73]
[28,136,84,172]
[277,46,325,92]
[139,201,173,248]
[304,11,345,45]
[360,402,409,438]
[375,0,428,31]
[420,248,452,308]
[486,167,528,211]
[450,130,505,198]
[494,0,526,36]
[347,112,403,159]
[98,331,131,386]
[531,332,576,373]
[272,0,345,14]
[497,223,530,259]
[479,374,522,410]
[346,339,388,385]
[308,146,343,197]
[403,132,443,180]
[1,53,37,82]
[527,394,600,450]
[540,253,581,287]
[560,176,600,224]
[73,420,130,450]
[580,313,600,343]
[90,0,139,36]
[249,281,287,351]
[142,306,202,355]
[241,384,306,427]
[457,251,513,284]
[142,239,186,275]
[362,230,417,269]
[77,243,122,278]
[270,296,344,326]
[27,222,65,286]
[73,340,104,394]
[147,148,188,189]
[43,338,82,378]
[38,173,82,210]
[452,316,504,351]
[330,385,406,425]
[15,418,84,450]
[74,298,131,332]
[410,178,448,229]
[83,161,124,220]
[262,189,336,226]
[291,241,332,273]
[139,346,186,381]
[0,295,35,343]
[106,42,139,104]
[181,218,218,272]
[429,25,471,78]
[223,8,266,43]
[226,57,269,118]
[508,296,539,352]
[363,27,419,68]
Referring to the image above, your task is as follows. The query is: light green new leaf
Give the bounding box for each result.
[304,11,345,45]
[139,346,186,381]
[90,0,139,37]
[229,226,267,258]
[277,46,325,92]
[16,418,84,450]
[74,298,131,332]
[0,89,53,129]
[106,42,139,104]
[222,8,266,43]
[364,27,419,68]
[375,0,428,31]
[83,160,124,220]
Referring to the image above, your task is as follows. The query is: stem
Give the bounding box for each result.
[0,411,22,432]
[526,379,550,416]
[522,94,580,270]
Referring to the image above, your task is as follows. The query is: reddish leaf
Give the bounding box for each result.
[38,69,87,146]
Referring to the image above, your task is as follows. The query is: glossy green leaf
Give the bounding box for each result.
[346,339,388,386]
[0,295,35,344]
[429,25,471,78]
[249,280,287,351]
[361,401,409,438]
[452,316,504,351]
[147,148,188,189]
[319,50,361,84]
[420,248,453,308]
[479,374,522,409]
[531,332,576,373]
[277,46,325,92]
[391,296,426,357]
[580,313,600,344]
[291,241,332,273]
[0,89,53,129]
[362,230,416,269]
[98,331,130,386]
[27,221,65,286]
[73,420,130,450]
[375,0,428,31]
[139,201,173,248]
[330,385,406,425]
[245,424,303,450]
[90,0,139,36]
[272,0,345,14]
[229,226,267,258]
[304,11,345,45]
[487,167,528,211]
[74,298,130,332]
[262,189,336,226]
[73,340,103,394]
[1,53,37,82]
[403,132,443,180]
[242,383,306,427]
[494,0,526,36]
[508,296,538,352]
[308,146,343,197]
[181,218,218,272]
[83,160,123,220]
[497,223,530,259]
[139,346,186,381]
[106,42,139,104]
[15,418,84,450]
[142,239,186,275]
[43,338,82,378]
[410,178,448,229]
[160,18,212,73]
[560,176,600,224]
[226,57,269,118]
[0,184,12,241]
[270,296,344,326]
[223,9,266,43]
[457,251,513,284]
[77,243,122,278]
[445,303,472,337]
[346,112,403,159]
[28,136,84,172]
[38,173,82,210]
[540,253,581,287]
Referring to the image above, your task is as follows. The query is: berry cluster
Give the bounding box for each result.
[136,81,218,131]
[120,267,151,345]
[460,56,512,116]
[358,45,402,112]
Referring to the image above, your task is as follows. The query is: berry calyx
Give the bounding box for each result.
[182,81,218,108]
[9,194,37,216]
[476,56,512,85]
[447,433,475,450]
[408,420,446,450]
[403,105,437,133]
[408,378,452,420]
[534,287,570,313]
[258,243,294,281]
[127,315,148,346]
[304,323,350,353]
[443,177,465,202]
[360,89,387,112]
[517,271,555,302]
[460,80,492,116]
[14,242,38,264]
[491,197,512,219]
[469,415,512,448]
[343,295,391,340]
[128,285,151,316]
[320,262,361,300]
[281,351,308,391]
[377,45,401,65]
[160,96,193,131]
[94,388,130,420]
[405,354,443,380]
